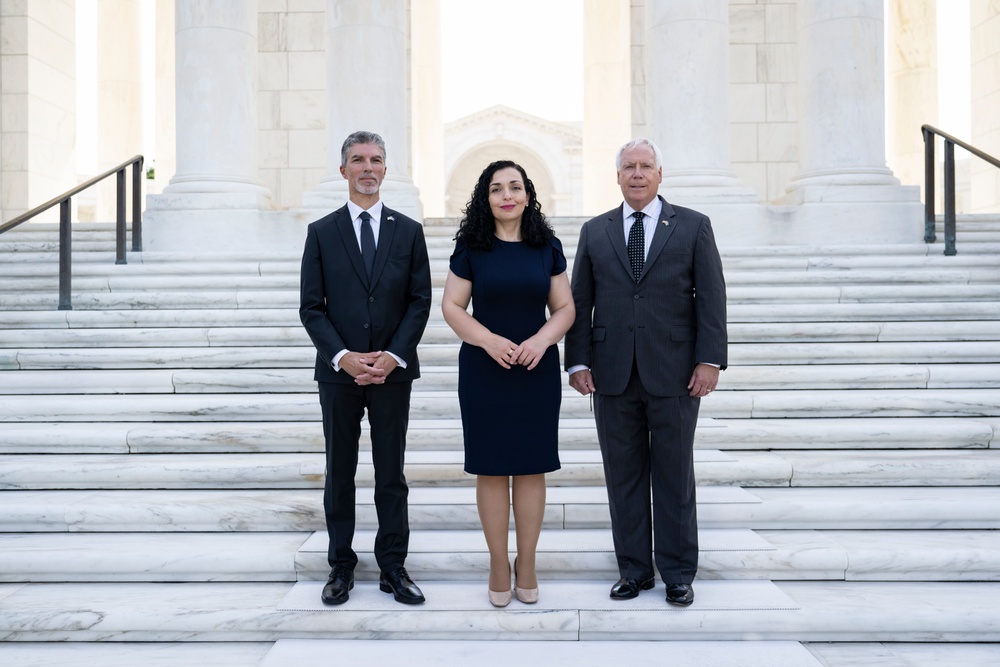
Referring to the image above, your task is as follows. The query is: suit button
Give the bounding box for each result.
[363,323,369,329]
[633,294,639,300]
[369,297,375,302]
[628,325,633,332]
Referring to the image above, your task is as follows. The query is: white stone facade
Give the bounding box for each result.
[3,0,999,241]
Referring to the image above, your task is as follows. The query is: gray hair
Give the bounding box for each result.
[615,138,663,170]
[340,131,386,167]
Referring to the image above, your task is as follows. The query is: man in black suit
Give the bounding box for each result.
[300,130,432,605]
[565,138,727,606]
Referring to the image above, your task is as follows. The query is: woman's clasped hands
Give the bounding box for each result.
[485,333,547,370]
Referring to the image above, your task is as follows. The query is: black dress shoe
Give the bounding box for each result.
[321,566,354,605]
[610,576,655,600]
[379,566,425,604]
[666,583,694,606]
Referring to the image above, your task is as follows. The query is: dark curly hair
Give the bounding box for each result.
[455,160,553,251]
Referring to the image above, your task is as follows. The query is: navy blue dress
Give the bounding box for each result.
[449,237,566,476]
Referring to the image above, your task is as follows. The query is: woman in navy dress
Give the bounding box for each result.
[442,160,575,607]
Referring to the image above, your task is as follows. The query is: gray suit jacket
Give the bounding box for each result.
[565,196,727,397]
[299,204,432,385]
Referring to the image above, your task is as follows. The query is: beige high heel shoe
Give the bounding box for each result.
[513,557,538,604]
[488,561,512,607]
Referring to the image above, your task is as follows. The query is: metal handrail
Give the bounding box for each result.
[922,125,1000,256]
[0,155,144,309]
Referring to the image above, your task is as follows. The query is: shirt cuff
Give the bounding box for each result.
[567,364,590,375]
[332,349,348,372]
[386,351,406,369]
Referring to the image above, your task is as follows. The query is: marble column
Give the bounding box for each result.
[159,0,271,205]
[410,0,444,218]
[151,0,176,193]
[0,0,76,223]
[886,0,937,193]
[582,0,631,214]
[786,0,899,195]
[96,0,142,221]
[303,0,421,219]
[778,0,921,245]
[144,0,275,253]
[643,0,755,201]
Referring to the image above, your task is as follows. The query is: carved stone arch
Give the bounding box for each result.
[445,142,556,218]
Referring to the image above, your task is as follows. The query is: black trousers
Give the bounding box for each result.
[318,380,412,572]
[594,366,700,584]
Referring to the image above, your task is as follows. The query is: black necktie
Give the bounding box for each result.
[360,211,375,281]
[627,211,645,282]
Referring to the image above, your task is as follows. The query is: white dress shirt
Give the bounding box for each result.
[332,200,406,372]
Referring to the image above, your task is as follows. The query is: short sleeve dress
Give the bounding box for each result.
[449,236,566,476]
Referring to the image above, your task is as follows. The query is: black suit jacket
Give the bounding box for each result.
[299,204,432,384]
[565,196,727,397]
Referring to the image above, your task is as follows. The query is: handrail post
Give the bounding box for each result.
[132,159,143,251]
[116,168,127,264]
[923,126,936,243]
[943,140,957,256]
[58,199,72,310]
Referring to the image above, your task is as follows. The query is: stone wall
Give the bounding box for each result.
[727,0,799,203]
[257,0,327,210]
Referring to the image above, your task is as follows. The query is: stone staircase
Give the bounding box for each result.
[1,216,999,666]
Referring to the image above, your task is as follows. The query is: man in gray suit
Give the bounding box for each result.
[565,138,727,606]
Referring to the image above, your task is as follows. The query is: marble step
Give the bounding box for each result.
[0,580,997,642]
[806,643,1000,667]
[0,450,764,489]
[0,416,994,454]
[4,449,997,490]
[1,486,998,533]
[5,281,1000,310]
[289,527,1000,583]
[722,252,1000,270]
[0,640,841,667]
[5,340,1000,370]
[2,300,998,328]
[262,640,823,667]
[8,249,1000,276]
[0,237,924,261]
[5,362,1000,395]
[4,319,1000,349]
[0,641,983,667]
[7,641,995,667]
[0,240,124,254]
[0,643,272,667]
[0,528,767,582]
[3,238,999,265]
[2,388,999,422]
[7,264,1000,291]
[4,527,995,584]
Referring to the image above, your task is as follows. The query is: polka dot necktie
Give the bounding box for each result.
[627,211,645,282]
[359,211,376,281]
